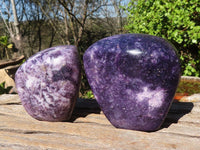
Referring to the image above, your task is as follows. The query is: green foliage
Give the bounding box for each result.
[125,0,200,76]
[0,82,13,94]
[0,36,13,59]
[81,90,95,99]
[180,52,200,76]
[19,58,26,65]
[0,36,12,47]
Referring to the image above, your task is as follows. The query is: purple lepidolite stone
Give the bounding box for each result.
[15,45,81,121]
[83,34,181,131]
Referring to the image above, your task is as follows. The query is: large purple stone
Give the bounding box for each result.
[15,45,81,121]
[83,34,181,131]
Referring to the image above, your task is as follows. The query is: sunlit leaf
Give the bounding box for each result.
[7,44,13,49]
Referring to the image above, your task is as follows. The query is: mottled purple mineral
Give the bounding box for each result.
[15,45,81,121]
[83,34,181,131]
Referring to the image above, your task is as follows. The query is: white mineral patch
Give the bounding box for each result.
[71,66,79,81]
[126,89,134,96]
[45,55,66,70]
[136,86,165,108]
[43,92,54,105]
[151,51,159,59]
[25,76,39,89]
[150,51,159,64]
[90,50,95,60]
[34,94,41,103]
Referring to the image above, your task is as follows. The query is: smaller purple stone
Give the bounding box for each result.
[83,34,181,131]
[15,45,81,121]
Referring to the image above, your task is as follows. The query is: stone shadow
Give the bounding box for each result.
[69,98,101,122]
[69,99,194,128]
[161,101,194,129]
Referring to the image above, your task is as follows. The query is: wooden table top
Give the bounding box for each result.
[0,94,199,150]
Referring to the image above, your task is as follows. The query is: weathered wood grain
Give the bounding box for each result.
[0,94,200,150]
[0,55,25,69]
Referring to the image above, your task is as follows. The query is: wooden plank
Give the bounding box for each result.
[0,94,199,150]
[0,55,25,69]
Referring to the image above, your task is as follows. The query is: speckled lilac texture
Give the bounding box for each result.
[83,34,181,131]
[15,45,81,121]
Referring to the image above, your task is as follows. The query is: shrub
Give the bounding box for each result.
[0,82,13,94]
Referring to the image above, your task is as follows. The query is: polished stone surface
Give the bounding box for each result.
[15,45,81,121]
[83,34,181,131]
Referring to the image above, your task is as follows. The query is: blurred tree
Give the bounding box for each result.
[0,0,22,54]
[36,0,109,47]
[0,0,128,97]
[99,0,127,35]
